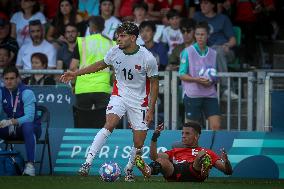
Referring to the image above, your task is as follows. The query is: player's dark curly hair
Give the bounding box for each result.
[116,22,139,38]
[184,121,202,135]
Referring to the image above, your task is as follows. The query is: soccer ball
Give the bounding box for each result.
[99,162,121,182]
[199,68,218,82]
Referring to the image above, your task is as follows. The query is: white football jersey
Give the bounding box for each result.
[104,45,158,108]
[161,26,184,55]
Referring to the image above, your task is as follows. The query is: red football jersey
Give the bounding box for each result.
[165,147,220,165]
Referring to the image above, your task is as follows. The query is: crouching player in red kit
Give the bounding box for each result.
[135,122,233,181]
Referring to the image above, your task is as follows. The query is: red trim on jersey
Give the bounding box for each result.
[141,78,150,107]
[112,80,119,96]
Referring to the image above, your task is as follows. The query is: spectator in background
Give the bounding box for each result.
[194,0,237,99]
[10,0,46,47]
[85,0,121,40]
[167,18,196,71]
[46,0,85,44]
[179,21,221,130]
[188,0,226,18]
[133,2,149,26]
[0,47,11,86]
[0,47,12,85]
[188,0,201,18]
[16,20,57,70]
[114,0,139,21]
[78,0,100,18]
[217,0,234,17]
[133,2,149,45]
[0,18,19,63]
[70,16,115,128]
[0,0,18,18]
[57,24,78,70]
[0,47,11,68]
[139,21,168,71]
[99,0,121,40]
[161,9,183,55]
[145,0,184,24]
[0,66,42,176]
[23,52,56,85]
[232,0,277,66]
[39,0,61,21]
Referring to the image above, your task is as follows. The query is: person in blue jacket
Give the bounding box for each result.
[0,66,41,176]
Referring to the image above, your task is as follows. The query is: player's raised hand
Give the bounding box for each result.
[60,71,76,83]
[219,148,233,175]
[155,123,164,133]
[151,123,164,142]
[220,148,229,162]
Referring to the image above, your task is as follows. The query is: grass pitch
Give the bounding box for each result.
[0,176,283,189]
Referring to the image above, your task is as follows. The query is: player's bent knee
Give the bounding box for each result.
[155,158,174,177]
[149,161,162,175]
[103,124,116,132]
[156,158,172,168]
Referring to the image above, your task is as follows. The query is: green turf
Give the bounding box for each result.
[0,176,283,189]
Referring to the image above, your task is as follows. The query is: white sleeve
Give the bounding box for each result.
[103,46,116,66]
[16,47,24,67]
[47,47,57,68]
[34,12,47,24]
[161,28,168,43]
[10,12,18,24]
[38,12,47,24]
[146,54,159,78]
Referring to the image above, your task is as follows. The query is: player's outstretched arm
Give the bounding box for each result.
[214,148,233,175]
[150,123,168,160]
[145,76,159,124]
[60,60,108,83]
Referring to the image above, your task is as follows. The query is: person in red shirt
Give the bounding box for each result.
[145,0,184,24]
[231,0,276,66]
[135,122,233,181]
[113,0,140,21]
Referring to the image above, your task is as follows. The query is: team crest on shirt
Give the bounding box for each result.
[181,58,186,64]
[135,65,141,71]
[3,99,7,104]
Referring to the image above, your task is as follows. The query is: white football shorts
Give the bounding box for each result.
[106,95,149,130]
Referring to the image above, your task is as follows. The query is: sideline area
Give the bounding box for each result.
[0,176,283,189]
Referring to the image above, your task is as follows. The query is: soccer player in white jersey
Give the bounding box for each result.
[61,22,159,181]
